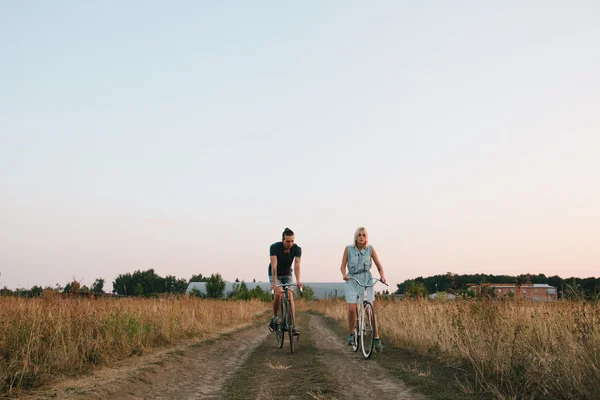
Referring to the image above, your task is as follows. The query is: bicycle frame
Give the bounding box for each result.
[273,282,302,353]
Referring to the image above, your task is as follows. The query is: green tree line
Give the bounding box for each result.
[396,272,600,299]
[0,270,271,300]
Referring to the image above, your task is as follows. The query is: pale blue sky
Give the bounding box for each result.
[1,1,599,291]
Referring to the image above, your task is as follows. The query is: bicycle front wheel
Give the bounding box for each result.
[287,300,295,353]
[361,302,375,359]
[352,304,360,352]
[276,299,285,349]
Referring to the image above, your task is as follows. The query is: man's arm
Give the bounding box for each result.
[270,255,278,290]
[294,257,302,288]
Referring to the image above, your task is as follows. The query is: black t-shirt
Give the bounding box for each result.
[269,242,302,277]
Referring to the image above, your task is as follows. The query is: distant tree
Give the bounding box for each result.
[164,275,187,294]
[581,277,600,298]
[564,278,584,299]
[448,272,457,292]
[296,285,315,301]
[248,284,271,301]
[30,285,43,297]
[64,280,81,294]
[229,281,250,300]
[70,280,81,293]
[113,269,164,296]
[205,273,226,299]
[405,282,427,299]
[397,272,572,295]
[189,274,209,283]
[91,278,105,294]
[113,273,133,295]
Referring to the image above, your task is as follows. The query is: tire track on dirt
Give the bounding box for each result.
[309,314,425,400]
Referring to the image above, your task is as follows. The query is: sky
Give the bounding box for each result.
[1,1,599,292]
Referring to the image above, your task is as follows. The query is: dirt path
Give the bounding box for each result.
[19,323,270,400]
[309,314,423,400]
[17,314,424,400]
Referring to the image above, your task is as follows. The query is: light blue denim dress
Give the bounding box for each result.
[345,245,375,304]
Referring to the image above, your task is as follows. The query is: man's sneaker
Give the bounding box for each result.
[268,316,276,332]
[347,333,355,346]
[292,327,300,336]
[374,338,383,352]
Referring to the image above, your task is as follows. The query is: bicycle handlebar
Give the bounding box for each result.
[346,276,388,287]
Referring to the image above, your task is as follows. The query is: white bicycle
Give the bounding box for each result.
[347,276,387,359]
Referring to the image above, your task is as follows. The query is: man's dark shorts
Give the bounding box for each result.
[268,267,293,286]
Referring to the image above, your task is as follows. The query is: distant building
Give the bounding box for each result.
[186,281,349,300]
[468,283,557,301]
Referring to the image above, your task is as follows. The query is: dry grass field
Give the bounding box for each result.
[307,297,600,399]
[0,294,266,394]
[2,294,599,399]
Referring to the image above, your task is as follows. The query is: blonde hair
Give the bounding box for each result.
[353,227,369,248]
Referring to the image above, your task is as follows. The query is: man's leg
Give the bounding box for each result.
[273,288,282,317]
[268,272,280,331]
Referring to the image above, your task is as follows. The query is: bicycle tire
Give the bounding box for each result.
[361,302,375,359]
[287,299,295,353]
[276,297,285,349]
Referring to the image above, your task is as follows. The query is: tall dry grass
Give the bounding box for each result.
[0,294,268,394]
[308,298,600,400]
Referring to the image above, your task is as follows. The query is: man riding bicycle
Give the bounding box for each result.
[268,227,303,335]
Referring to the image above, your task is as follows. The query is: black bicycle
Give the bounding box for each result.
[274,282,302,353]
[347,276,388,359]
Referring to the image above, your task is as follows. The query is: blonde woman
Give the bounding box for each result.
[340,227,387,351]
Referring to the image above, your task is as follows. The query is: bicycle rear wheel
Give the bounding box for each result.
[286,299,295,353]
[361,302,375,359]
[276,299,285,349]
